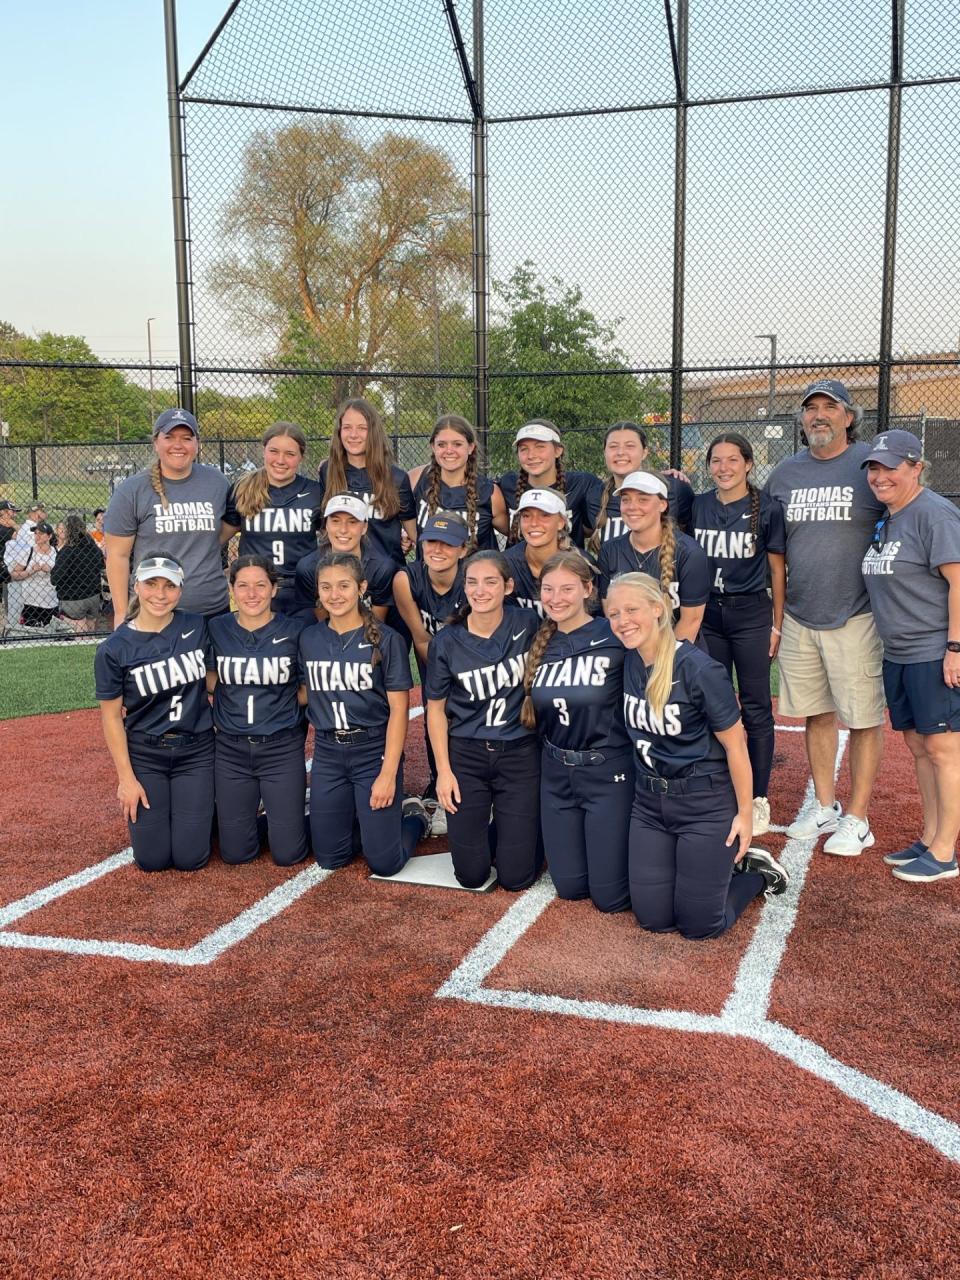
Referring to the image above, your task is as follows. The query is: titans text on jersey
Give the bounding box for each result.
[532,654,611,689]
[304,660,375,693]
[129,647,206,697]
[456,653,526,702]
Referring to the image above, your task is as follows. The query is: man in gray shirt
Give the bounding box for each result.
[765,380,886,856]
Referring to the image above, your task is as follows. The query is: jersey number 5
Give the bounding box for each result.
[169,694,183,723]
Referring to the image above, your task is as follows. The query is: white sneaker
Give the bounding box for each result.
[424,799,447,837]
[786,799,841,841]
[752,796,771,836]
[823,813,875,857]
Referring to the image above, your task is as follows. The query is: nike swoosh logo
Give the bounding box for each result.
[271,637,286,645]
[296,491,311,498]
[358,643,372,649]
[512,631,526,641]
[590,638,606,647]
[181,630,195,639]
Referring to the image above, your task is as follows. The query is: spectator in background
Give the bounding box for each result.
[8,521,58,627]
[0,500,19,623]
[52,514,105,632]
[90,508,106,550]
[10,501,47,552]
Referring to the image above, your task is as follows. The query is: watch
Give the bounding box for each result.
[947,641,960,653]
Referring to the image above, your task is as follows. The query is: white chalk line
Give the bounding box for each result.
[0,704,426,964]
[434,725,960,1167]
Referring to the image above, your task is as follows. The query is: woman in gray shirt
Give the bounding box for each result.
[104,408,233,623]
[861,429,960,884]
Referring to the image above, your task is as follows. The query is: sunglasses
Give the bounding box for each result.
[136,556,183,580]
[871,516,890,554]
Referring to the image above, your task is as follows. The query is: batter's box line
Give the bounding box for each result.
[435,731,960,1167]
[0,853,331,966]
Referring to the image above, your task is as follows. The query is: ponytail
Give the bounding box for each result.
[607,572,676,717]
[520,618,558,729]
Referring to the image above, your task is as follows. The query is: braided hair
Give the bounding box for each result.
[706,432,760,540]
[657,512,678,601]
[519,550,595,730]
[149,459,170,511]
[315,550,383,667]
[425,415,482,554]
[508,420,566,545]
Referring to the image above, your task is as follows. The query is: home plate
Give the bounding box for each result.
[370,852,497,892]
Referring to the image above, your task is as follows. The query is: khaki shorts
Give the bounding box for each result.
[778,611,885,729]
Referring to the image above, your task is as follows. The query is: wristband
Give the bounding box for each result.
[771,626,782,636]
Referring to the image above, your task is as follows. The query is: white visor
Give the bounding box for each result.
[324,494,370,522]
[514,423,562,447]
[517,487,568,517]
[614,470,668,499]
[135,556,184,587]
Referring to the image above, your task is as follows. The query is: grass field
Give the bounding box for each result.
[0,641,100,720]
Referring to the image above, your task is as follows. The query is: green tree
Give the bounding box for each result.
[487,263,668,471]
[212,122,472,407]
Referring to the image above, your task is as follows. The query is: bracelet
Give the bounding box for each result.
[771,626,782,636]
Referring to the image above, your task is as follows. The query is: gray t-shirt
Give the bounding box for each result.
[862,487,960,663]
[765,441,884,629]
[104,464,230,615]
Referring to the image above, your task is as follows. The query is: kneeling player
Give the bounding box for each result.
[605,572,788,938]
[207,556,309,866]
[95,556,215,872]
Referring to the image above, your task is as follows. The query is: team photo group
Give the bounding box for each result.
[91,375,960,947]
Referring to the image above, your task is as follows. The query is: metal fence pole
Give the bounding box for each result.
[471,0,490,453]
[30,446,39,502]
[164,0,196,414]
[667,0,689,469]
[878,0,906,426]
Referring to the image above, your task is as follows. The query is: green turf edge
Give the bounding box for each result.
[0,641,100,720]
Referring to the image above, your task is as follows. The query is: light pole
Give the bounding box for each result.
[146,317,157,425]
[755,333,777,419]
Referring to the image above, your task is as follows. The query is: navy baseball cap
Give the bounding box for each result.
[153,407,199,437]
[0,500,20,512]
[801,379,853,407]
[421,513,469,546]
[860,430,923,468]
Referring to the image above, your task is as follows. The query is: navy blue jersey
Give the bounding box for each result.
[94,610,213,735]
[223,475,324,576]
[207,612,306,735]
[413,470,499,551]
[293,545,396,617]
[530,617,630,752]
[597,531,710,614]
[623,641,740,780]
[587,473,695,544]
[425,606,541,740]
[299,620,412,733]
[317,460,415,566]
[502,541,546,617]
[401,560,466,638]
[499,469,604,548]
[691,490,786,596]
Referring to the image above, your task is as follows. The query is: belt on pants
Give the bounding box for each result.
[710,591,769,608]
[318,726,381,745]
[634,770,728,795]
[543,739,609,767]
[127,730,213,748]
[216,725,305,745]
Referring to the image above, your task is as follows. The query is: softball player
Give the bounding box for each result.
[299,551,425,875]
[409,415,508,552]
[692,433,786,836]
[207,555,308,866]
[587,421,694,552]
[317,398,417,567]
[292,494,395,622]
[425,550,542,890]
[520,551,632,911]
[222,422,324,615]
[606,573,787,938]
[499,420,603,548]
[502,488,574,617]
[94,555,215,872]
[596,471,709,642]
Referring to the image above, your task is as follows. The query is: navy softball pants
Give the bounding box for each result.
[126,731,215,873]
[308,730,417,877]
[214,726,308,866]
[701,593,775,797]
[629,771,765,939]
[540,742,632,912]
[447,736,542,891]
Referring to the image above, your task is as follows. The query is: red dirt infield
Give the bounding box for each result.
[1,702,958,1278]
